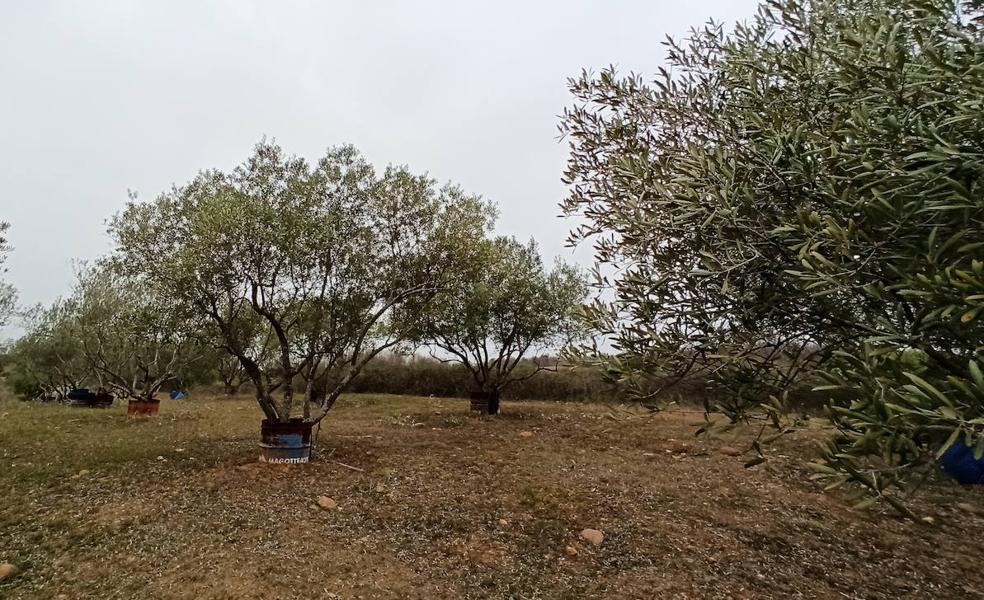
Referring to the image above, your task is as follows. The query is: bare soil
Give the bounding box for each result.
[1,394,983,599]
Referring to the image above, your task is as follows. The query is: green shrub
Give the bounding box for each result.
[346,354,613,402]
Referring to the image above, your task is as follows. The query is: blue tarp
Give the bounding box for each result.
[938,441,984,485]
[169,390,186,400]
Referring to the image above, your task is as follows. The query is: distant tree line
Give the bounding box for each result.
[164,353,611,403]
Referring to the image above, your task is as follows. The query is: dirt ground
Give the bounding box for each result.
[2,394,983,599]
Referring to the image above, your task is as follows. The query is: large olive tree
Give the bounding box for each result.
[561,0,984,508]
[112,141,491,427]
[412,236,586,414]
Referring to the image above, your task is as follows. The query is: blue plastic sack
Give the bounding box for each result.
[169,390,186,400]
[938,440,984,485]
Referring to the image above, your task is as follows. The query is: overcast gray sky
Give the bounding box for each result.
[1,0,758,333]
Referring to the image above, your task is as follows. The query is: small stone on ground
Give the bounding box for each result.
[580,528,604,546]
[0,563,18,580]
[957,502,978,515]
[317,496,338,510]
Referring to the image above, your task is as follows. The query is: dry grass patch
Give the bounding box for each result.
[2,393,984,599]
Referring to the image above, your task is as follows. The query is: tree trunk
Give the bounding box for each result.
[487,389,500,415]
[254,390,281,422]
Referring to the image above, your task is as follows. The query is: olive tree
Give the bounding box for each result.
[73,263,198,404]
[112,141,491,429]
[412,236,586,414]
[7,299,91,400]
[0,222,16,327]
[561,0,984,508]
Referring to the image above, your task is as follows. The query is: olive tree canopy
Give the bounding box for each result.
[561,0,984,506]
[413,236,586,397]
[7,263,197,403]
[112,141,492,424]
[7,299,90,400]
[72,263,198,403]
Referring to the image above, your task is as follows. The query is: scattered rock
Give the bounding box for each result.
[564,544,579,556]
[156,455,166,461]
[957,502,979,515]
[0,563,18,580]
[666,441,690,454]
[317,496,338,510]
[921,516,936,525]
[877,532,907,550]
[580,528,604,546]
[498,518,509,527]
[518,431,534,438]
[718,446,742,457]
[77,469,91,477]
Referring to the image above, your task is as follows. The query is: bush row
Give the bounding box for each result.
[346,355,614,402]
